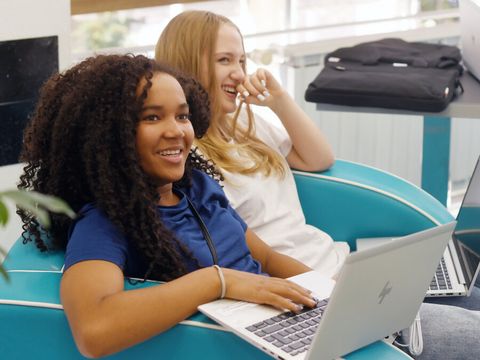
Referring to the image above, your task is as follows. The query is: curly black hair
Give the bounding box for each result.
[18,54,222,281]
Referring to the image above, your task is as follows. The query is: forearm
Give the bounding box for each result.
[263,250,312,279]
[62,266,221,358]
[246,229,311,279]
[269,92,334,171]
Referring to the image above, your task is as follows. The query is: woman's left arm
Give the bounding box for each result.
[239,68,335,171]
[245,228,312,278]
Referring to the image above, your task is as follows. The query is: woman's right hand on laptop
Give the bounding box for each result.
[222,268,317,312]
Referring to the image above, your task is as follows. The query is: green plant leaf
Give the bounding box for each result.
[0,200,8,226]
[0,266,8,282]
[2,190,76,220]
[14,198,51,227]
[0,190,74,282]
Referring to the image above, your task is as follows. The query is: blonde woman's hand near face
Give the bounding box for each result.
[236,68,335,172]
[221,268,317,312]
[236,68,288,109]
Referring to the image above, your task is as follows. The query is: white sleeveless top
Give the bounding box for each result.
[220,110,349,277]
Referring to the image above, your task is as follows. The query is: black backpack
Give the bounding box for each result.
[305,38,464,112]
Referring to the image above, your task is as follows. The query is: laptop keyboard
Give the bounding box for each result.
[429,257,452,290]
[245,298,329,357]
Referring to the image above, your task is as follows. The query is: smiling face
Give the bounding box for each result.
[212,23,246,114]
[136,72,194,190]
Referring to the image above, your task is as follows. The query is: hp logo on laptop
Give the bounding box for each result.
[378,281,392,304]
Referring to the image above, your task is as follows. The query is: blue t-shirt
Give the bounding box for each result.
[64,169,264,278]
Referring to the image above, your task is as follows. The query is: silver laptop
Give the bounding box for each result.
[427,156,480,297]
[358,156,480,298]
[460,0,480,81]
[199,222,455,360]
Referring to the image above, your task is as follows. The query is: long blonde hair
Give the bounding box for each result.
[155,10,285,177]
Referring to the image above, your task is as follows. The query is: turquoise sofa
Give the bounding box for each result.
[0,160,453,359]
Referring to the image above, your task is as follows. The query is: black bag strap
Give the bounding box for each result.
[186,196,219,265]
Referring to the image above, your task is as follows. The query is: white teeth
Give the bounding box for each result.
[222,85,237,94]
[159,149,181,156]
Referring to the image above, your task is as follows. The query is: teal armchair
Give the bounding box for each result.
[294,160,453,250]
[0,160,453,359]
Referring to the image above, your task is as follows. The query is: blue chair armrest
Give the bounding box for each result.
[294,159,454,250]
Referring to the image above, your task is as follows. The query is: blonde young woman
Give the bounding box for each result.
[156,10,349,277]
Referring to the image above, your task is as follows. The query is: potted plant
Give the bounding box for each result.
[0,190,74,280]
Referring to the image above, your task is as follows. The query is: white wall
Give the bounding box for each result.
[0,0,71,70]
[0,0,71,258]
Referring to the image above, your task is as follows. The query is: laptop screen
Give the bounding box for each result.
[454,156,480,290]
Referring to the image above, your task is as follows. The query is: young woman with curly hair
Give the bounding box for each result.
[18,54,316,358]
[155,11,349,277]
